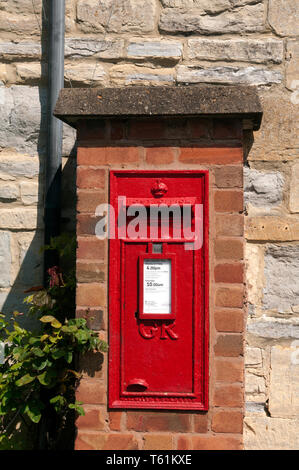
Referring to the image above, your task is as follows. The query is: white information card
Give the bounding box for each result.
[143,259,171,314]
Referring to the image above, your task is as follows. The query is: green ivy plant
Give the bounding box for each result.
[0,234,107,449]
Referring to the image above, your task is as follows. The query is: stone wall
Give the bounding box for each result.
[0,0,298,449]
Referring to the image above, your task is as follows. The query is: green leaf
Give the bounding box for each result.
[40,315,56,323]
[32,347,44,357]
[15,374,35,387]
[24,401,44,423]
[37,369,56,386]
[65,351,73,364]
[40,315,62,328]
[33,359,50,371]
[10,362,23,371]
[69,403,85,416]
[51,349,65,360]
[50,395,66,412]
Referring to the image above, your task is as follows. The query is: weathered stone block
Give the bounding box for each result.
[244,416,299,449]
[269,345,299,418]
[244,168,284,207]
[0,83,47,156]
[65,63,107,86]
[0,13,41,36]
[248,91,299,161]
[187,38,283,64]
[0,208,40,230]
[290,163,299,213]
[245,243,264,313]
[127,39,182,61]
[245,372,266,396]
[176,65,282,85]
[0,153,39,179]
[247,316,299,339]
[161,0,231,12]
[161,0,260,9]
[16,63,42,83]
[20,182,39,205]
[65,39,125,59]
[77,0,156,33]
[246,217,299,242]
[245,347,263,367]
[0,42,41,60]
[0,183,19,201]
[0,232,11,287]
[110,65,175,86]
[286,40,299,91]
[160,4,266,34]
[263,245,299,313]
[17,232,43,285]
[268,0,299,36]
[0,0,42,15]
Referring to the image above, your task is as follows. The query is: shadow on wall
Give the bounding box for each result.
[1,0,77,330]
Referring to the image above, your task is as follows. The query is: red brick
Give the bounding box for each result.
[214,190,243,213]
[76,406,106,430]
[109,411,124,431]
[77,214,103,235]
[77,237,105,260]
[214,334,243,357]
[76,283,106,307]
[215,358,244,383]
[143,434,173,450]
[78,147,140,165]
[215,238,243,260]
[76,431,139,450]
[214,166,243,188]
[128,119,165,140]
[216,214,244,237]
[78,120,107,141]
[215,286,244,308]
[213,119,242,140]
[177,435,192,450]
[75,435,94,450]
[76,379,106,405]
[193,413,209,433]
[77,167,106,189]
[189,118,210,138]
[127,411,191,433]
[77,261,106,283]
[78,350,106,380]
[212,410,243,433]
[213,384,243,407]
[77,191,106,213]
[145,147,176,165]
[179,147,243,165]
[76,308,105,331]
[191,435,242,450]
[214,263,244,284]
[215,309,244,333]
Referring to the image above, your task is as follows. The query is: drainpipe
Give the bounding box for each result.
[44,0,65,284]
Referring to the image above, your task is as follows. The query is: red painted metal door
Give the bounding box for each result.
[109,171,209,410]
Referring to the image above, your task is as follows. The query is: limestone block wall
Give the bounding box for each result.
[0,0,298,449]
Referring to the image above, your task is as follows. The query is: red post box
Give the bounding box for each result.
[109,170,209,410]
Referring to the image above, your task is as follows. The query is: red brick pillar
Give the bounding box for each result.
[73,116,244,450]
[54,85,262,451]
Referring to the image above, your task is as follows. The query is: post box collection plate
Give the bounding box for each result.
[109,170,209,410]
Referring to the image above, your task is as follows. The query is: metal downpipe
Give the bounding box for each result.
[44,0,65,284]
